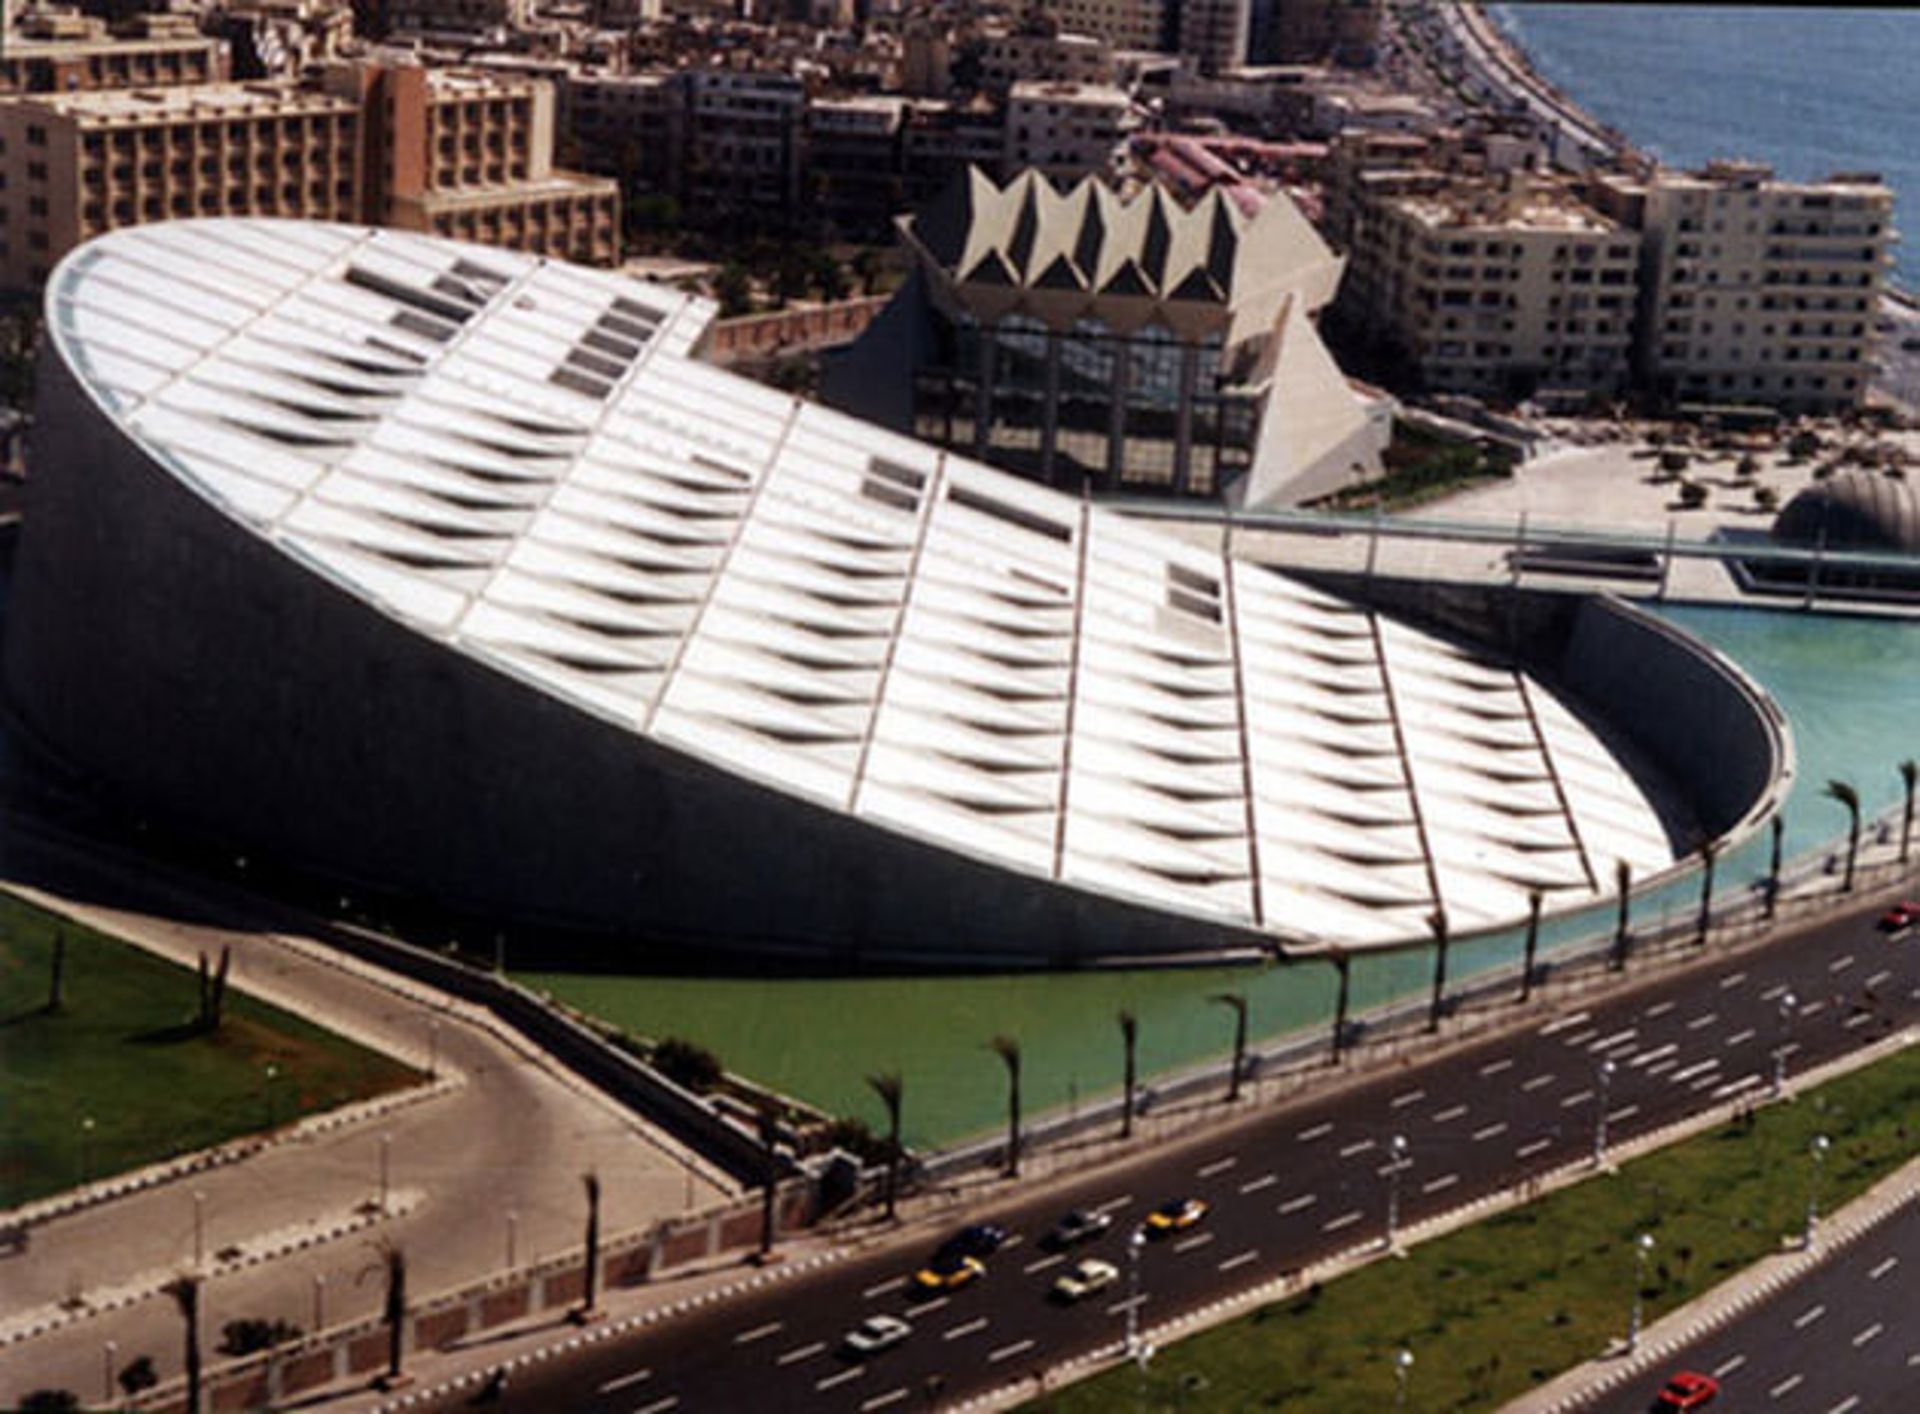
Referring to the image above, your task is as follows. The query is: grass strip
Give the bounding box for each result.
[1027,1040,1920,1412]
[0,894,419,1209]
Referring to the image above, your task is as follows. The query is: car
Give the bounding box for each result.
[1144,1197,1209,1234]
[1042,1209,1114,1250]
[1651,1370,1718,1410]
[1050,1258,1120,1303]
[840,1314,911,1358]
[912,1251,985,1293]
[940,1223,1009,1259]
[1876,901,1920,933]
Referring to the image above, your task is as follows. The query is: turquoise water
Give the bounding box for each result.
[1492,5,1920,289]
[530,606,1920,1147]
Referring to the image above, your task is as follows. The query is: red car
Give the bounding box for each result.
[1652,1370,1718,1411]
[1877,901,1920,933]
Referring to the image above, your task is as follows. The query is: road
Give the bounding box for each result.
[1589,1200,1920,1414]
[407,894,1920,1413]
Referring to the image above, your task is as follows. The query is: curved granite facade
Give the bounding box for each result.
[3,220,1766,966]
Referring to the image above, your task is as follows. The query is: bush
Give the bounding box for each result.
[118,1355,158,1398]
[220,1317,302,1355]
[1677,480,1709,509]
[1736,453,1760,479]
[1754,484,1780,511]
[19,1394,80,1413]
[1787,430,1821,462]
[1658,449,1691,476]
[819,1115,888,1164]
[652,1036,724,1092]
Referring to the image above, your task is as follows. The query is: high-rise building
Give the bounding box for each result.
[1177,0,1250,75]
[1038,0,1166,55]
[0,9,228,95]
[1001,80,1137,188]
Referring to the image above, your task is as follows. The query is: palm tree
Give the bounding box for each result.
[756,1103,782,1258]
[580,1172,602,1319]
[1766,813,1785,919]
[163,1274,202,1414]
[1695,838,1719,947]
[988,1036,1022,1178]
[1611,859,1633,971]
[1329,953,1352,1061]
[866,1071,904,1222]
[1826,779,1861,892]
[1520,889,1544,1002]
[1210,993,1249,1102]
[1116,1011,1138,1141]
[1426,908,1450,1032]
[1900,761,1917,865]
[359,1240,407,1387]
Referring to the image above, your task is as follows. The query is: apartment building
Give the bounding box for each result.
[1342,176,1639,400]
[976,30,1117,95]
[564,70,681,196]
[902,97,1005,202]
[381,0,533,36]
[0,10,228,95]
[1038,0,1166,54]
[679,69,805,219]
[0,80,359,288]
[1590,161,1895,413]
[1179,0,1251,75]
[1250,0,1380,65]
[1003,81,1135,187]
[343,63,619,267]
[806,95,906,237]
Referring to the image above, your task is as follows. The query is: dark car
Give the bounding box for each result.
[1042,1209,1114,1250]
[940,1223,1009,1260]
[1651,1370,1718,1411]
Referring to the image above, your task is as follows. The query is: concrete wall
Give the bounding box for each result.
[4,351,1267,969]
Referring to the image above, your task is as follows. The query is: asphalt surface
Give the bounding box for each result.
[423,894,1920,1414]
[1589,1200,1920,1414]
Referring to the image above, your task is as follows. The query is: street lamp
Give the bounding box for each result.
[312,1273,326,1330]
[1393,1347,1414,1411]
[192,1189,206,1268]
[378,1132,392,1214]
[1804,1134,1831,1248]
[506,1208,519,1269]
[1773,990,1799,1098]
[1385,1134,1410,1253]
[103,1339,117,1404]
[79,1115,95,1185]
[1594,1059,1617,1168]
[1627,1232,1655,1352]
[264,1062,280,1129]
[427,1018,441,1081]
[1125,1226,1146,1363]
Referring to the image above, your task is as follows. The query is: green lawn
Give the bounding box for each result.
[0,896,419,1209]
[1026,1046,1920,1412]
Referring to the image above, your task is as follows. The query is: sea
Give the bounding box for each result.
[1489,4,1920,290]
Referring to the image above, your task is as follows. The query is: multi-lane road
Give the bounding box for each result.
[416,892,1920,1413]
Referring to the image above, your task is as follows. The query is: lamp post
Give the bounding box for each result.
[1594,1060,1617,1168]
[79,1115,96,1185]
[103,1340,117,1405]
[1385,1134,1410,1253]
[507,1209,519,1269]
[312,1273,326,1331]
[427,1018,441,1081]
[378,1132,392,1214]
[1125,1227,1146,1363]
[264,1062,280,1129]
[1773,990,1799,1097]
[1393,1347,1414,1411]
[192,1189,206,1269]
[1805,1134,1831,1248]
[1628,1231,1655,1353]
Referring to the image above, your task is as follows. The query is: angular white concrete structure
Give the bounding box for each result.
[7,220,1717,965]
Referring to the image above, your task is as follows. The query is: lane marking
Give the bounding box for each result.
[1630,1044,1679,1069]
[1433,1104,1469,1124]
[1588,1028,1637,1053]
[944,1317,989,1342]
[776,1343,825,1366]
[860,1390,908,1412]
[635,1399,680,1414]
[1480,1058,1514,1077]
[1646,1057,1681,1077]
[1830,953,1856,974]
[733,1321,783,1345]
[1670,1059,1721,1084]
[1870,1256,1899,1280]
[1522,1074,1555,1093]
[1338,1139,1376,1158]
[1472,1122,1509,1142]
[1770,1374,1803,1399]
[1644,1001,1676,1019]
[1845,1010,1874,1031]
[1094,1195,1134,1215]
[1712,1354,1746,1379]
[1172,1232,1215,1254]
[863,1277,907,1300]
[1297,1122,1333,1142]
[1218,1249,1259,1273]
[1106,1295,1146,1319]
[1023,1254,1065,1275]
[1562,1029,1599,1049]
[817,1368,864,1393]
[1277,1194,1317,1215]
[1540,1011,1591,1038]
[1239,1173,1278,1196]
[1725,1028,1756,1048]
[1866,969,1893,989]
[1853,1322,1883,1348]
[904,1297,950,1320]
[1686,1012,1719,1032]
[1390,1088,1426,1109]
[989,1339,1036,1364]
[1516,1138,1554,1159]
[1608,1104,1640,1123]
[1560,1089,1595,1109]
[1828,1397,1861,1414]
[1793,1303,1825,1330]
[1198,1156,1238,1179]
[1323,1210,1364,1233]
[598,1369,652,1394]
[1719,971,1748,990]
[1421,1173,1459,1195]
[1711,1075,1762,1101]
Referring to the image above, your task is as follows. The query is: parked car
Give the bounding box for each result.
[1651,1370,1719,1410]
[1876,901,1920,933]
[1050,1258,1120,1303]
[1144,1197,1209,1234]
[1042,1209,1114,1250]
[912,1250,985,1293]
[841,1314,911,1358]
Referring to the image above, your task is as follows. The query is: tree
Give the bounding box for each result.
[1210,993,1249,1102]
[18,1393,79,1413]
[1611,859,1634,970]
[1117,1009,1138,1139]
[866,1072,904,1221]
[812,250,850,303]
[988,1035,1021,1178]
[45,928,65,1015]
[756,1105,782,1259]
[1695,838,1718,947]
[164,1273,203,1414]
[713,263,754,319]
[1329,953,1352,1060]
[196,945,231,1032]
[118,1355,158,1399]
[219,1317,302,1355]
[1901,760,1917,865]
[651,1037,724,1092]
[1520,888,1544,1002]
[851,247,881,297]
[1426,908,1450,1032]
[581,1172,602,1317]
[1826,779,1862,892]
[359,1241,406,1386]
[1766,813,1785,919]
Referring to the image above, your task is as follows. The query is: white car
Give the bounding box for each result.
[1050,1258,1120,1303]
[841,1314,911,1357]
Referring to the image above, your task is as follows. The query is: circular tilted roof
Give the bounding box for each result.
[1773,470,1920,553]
